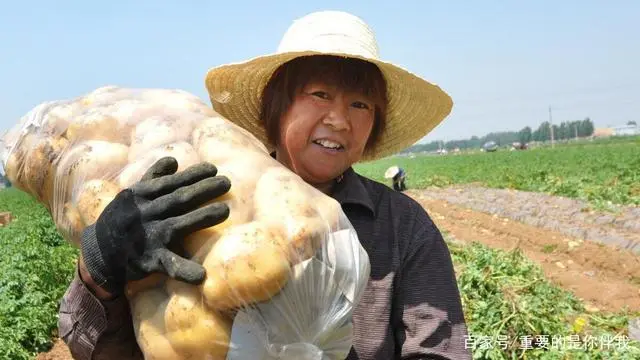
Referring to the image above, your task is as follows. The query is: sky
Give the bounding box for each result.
[1,0,638,145]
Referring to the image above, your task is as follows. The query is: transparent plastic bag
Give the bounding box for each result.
[0,86,371,360]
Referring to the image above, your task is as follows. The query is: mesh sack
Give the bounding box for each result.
[0,86,371,360]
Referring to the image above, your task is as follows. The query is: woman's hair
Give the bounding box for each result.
[260,55,388,155]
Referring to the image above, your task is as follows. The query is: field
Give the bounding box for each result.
[355,136,640,208]
[0,189,77,359]
[1,135,639,359]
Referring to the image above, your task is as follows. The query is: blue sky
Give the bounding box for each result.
[1,0,638,144]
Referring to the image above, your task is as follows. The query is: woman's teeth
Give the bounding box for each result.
[314,139,343,149]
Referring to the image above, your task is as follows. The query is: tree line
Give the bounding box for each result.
[402,118,595,153]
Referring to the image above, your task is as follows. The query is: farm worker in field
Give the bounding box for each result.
[58,10,471,360]
[385,165,408,191]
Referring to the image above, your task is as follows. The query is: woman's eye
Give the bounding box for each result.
[312,91,330,99]
[352,101,371,110]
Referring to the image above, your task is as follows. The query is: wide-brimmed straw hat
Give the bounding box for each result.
[204,10,453,161]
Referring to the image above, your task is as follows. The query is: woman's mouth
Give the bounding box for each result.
[313,139,344,151]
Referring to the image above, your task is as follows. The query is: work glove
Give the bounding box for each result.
[80,156,231,296]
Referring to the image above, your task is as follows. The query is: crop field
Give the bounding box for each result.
[355,136,640,208]
[1,135,639,359]
[0,189,77,359]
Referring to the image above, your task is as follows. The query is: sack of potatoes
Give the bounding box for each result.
[0,86,371,360]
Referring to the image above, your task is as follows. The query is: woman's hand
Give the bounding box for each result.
[78,157,231,299]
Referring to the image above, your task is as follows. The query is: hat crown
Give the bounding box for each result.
[276,11,380,60]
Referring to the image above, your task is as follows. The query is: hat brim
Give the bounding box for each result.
[204,51,453,161]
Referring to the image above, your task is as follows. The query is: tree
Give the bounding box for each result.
[628,121,637,126]
[519,126,532,143]
[581,117,594,137]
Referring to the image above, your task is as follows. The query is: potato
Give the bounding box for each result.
[106,99,158,126]
[118,141,201,189]
[252,167,330,262]
[21,136,70,207]
[75,179,121,226]
[183,222,231,264]
[201,221,291,309]
[253,166,318,218]
[129,116,194,161]
[192,117,268,165]
[56,140,129,200]
[142,89,217,117]
[311,194,342,231]
[41,103,79,138]
[130,288,186,360]
[60,202,84,246]
[3,131,41,192]
[79,85,123,106]
[65,108,131,145]
[164,282,233,359]
[125,273,168,299]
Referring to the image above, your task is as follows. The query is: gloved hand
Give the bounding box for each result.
[80,156,231,296]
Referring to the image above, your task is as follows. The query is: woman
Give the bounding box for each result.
[58,10,471,360]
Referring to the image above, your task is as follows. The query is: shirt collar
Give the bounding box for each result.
[331,167,376,217]
[268,152,376,217]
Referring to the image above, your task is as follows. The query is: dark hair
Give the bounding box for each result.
[260,55,388,156]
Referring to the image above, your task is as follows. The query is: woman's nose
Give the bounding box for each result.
[323,104,351,131]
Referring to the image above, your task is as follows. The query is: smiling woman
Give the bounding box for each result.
[56,10,471,360]
[260,55,388,192]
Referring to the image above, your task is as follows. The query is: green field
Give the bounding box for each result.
[355,136,640,208]
[0,188,78,360]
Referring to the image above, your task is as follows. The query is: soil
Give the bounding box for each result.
[36,185,640,359]
[408,188,640,314]
[35,338,72,360]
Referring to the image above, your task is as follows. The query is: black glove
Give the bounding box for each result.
[80,156,231,295]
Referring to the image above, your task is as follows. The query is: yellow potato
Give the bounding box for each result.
[253,167,330,259]
[141,89,216,117]
[59,202,84,247]
[118,141,201,189]
[75,179,121,226]
[125,273,168,299]
[65,109,131,145]
[79,85,123,106]
[253,166,318,218]
[129,288,186,360]
[21,136,70,208]
[164,282,233,359]
[3,131,41,192]
[55,140,129,201]
[41,103,79,138]
[129,116,194,162]
[201,221,290,309]
[192,116,268,165]
[311,194,342,231]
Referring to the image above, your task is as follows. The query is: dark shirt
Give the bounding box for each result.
[58,166,471,360]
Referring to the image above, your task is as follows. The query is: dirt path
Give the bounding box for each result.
[407,188,640,314]
[412,185,640,254]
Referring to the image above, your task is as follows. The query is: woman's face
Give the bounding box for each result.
[275,80,376,188]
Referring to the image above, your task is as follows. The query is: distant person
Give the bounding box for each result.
[393,167,407,191]
[385,166,407,191]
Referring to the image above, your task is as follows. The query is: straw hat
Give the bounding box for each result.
[384,166,400,179]
[204,10,453,161]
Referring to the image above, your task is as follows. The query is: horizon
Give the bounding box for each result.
[1,1,638,145]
